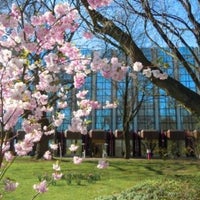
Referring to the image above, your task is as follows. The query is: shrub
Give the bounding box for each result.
[95,177,200,200]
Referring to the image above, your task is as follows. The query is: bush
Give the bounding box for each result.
[95,176,200,200]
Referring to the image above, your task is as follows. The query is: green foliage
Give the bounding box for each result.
[167,140,185,158]
[63,172,101,185]
[36,168,101,186]
[96,177,200,200]
[37,173,57,186]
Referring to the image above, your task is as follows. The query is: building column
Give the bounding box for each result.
[112,82,117,131]
[173,58,182,129]
[91,72,97,129]
[151,48,160,130]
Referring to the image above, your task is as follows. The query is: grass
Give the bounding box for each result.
[1,157,200,200]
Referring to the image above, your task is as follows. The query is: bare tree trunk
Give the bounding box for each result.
[123,74,131,159]
[35,134,51,159]
[124,129,131,159]
[35,116,51,159]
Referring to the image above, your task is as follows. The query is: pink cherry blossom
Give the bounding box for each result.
[57,101,68,109]
[2,142,10,154]
[0,49,12,63]
[33,180,48,193]
[76,90,88,99]
[3,105,24,130]
[34,107,43,120]
[36,71,60,92]
[14,140,33,156]
[89,100,101,109]
[73,108,92,117]
[49,143,58,151]
[44,129,55,136]
[80,126,88,135]
[97,160,109,169]
[53,113,65,127]
[13,82,26,93]
[53,163,61,171]
[52,172,63,181]
[74,73,86,89]
[55,3,70,17]
[22,120,41,134]
[133,62,143,72]
[42,126,47,132]
[4,151,14,162]
[43,11,56,25]
[69,144,79,152]
[23,24,35,37]
[31,131,42,143]
[31,15,46,26]
[39,94,48,105]
[143,68,152,78]
[43,151,52,160]
[73,156,83,164]
[87,0,113,10]
[68,117,88,134]
[101,70,112,79]
[111,57,119,65]
[68,117,82,130]
[78,99,101,111]
[159,72,168,80]
[103,101,118,109]
[11,4,21,19]
[91,52,104,71]
[44,53,59,72]
[152,70,161,78]
[4,179,19,192]
[91,53,127,81]
[101,62,111,73]
[111,69,123,81]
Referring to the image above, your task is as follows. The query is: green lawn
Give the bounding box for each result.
[1,157,200,200]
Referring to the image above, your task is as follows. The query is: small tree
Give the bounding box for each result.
[114,72,145,159]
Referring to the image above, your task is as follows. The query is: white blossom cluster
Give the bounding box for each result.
[132,62,168,80]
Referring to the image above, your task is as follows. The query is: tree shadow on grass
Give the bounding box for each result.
[144,166,164,175]
[109,163,130,171]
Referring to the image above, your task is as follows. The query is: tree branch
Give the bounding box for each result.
[80,0,200,117]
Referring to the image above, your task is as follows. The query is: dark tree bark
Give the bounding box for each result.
[35,117,51,159]
[35,134,52,159]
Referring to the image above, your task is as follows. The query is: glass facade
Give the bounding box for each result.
[16,48,198,133]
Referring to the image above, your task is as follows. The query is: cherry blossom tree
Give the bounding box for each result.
[0,0,78,195]
[0,0,124,197]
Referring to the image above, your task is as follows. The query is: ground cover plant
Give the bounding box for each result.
[2,158,200,200]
